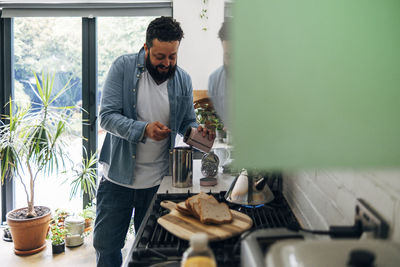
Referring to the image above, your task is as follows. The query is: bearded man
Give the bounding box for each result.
[93,17,212,267]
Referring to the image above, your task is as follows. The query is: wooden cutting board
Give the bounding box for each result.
[157,200,253,241]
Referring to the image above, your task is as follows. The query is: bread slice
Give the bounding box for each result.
[192,195,218,218]
[198,198,233,224]
[176,201,192,216]
[185,192,213,218]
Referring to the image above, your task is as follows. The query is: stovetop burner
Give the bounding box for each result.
[124,191,299,267]
[241,204,266,208]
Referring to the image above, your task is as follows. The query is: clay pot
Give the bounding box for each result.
[7,206,51,255]
[84,218,92,229]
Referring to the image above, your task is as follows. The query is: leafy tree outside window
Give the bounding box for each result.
[13,17,83,212]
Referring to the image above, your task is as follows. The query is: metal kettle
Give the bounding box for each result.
[225,169,275,206]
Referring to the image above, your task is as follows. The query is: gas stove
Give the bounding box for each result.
[123,190,299,267]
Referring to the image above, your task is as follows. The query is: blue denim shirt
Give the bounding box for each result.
[208,65,227,123]
[99,47,197,185]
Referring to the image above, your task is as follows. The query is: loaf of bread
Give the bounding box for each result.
[198,198,233,224]
[185,192,214,218]
[192,195,218,218]
[174,192,233,225]
[175,201,192,216]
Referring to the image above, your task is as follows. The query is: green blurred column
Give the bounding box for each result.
[232,0,400,169]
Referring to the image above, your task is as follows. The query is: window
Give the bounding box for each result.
[0,1,172,217]
[14,17,83,212]
[0,187,2,222]
[97,16,155,179]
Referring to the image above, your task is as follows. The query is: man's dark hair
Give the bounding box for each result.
[146,16,184,48]
[218,19,231,41]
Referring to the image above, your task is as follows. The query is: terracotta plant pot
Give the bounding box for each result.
[6,206,51,255]
[84,218,92,229]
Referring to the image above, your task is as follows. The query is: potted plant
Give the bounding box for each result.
[48,223,68,254]
[79,203,96,233]
[210,116,225,142]
[53,208,70,225]
[63,148,97,233]
[67,148,97,202]
[0,72,80,255]
[194,98,225,141]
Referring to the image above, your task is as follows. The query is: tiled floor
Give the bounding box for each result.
[0,226,135,267]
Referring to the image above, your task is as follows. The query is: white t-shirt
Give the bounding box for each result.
[106,71,170,189]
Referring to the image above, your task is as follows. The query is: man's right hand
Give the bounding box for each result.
[145,121,171,141]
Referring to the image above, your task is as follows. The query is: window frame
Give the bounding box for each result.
[0,13,15,224]
[0,2,172,223]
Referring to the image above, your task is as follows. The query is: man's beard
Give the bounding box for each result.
[146,55,177,84]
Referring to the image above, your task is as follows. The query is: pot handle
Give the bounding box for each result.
[255,176,266,191]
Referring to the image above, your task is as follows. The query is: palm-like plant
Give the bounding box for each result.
[0,72,77,218]
[67,147,98,200]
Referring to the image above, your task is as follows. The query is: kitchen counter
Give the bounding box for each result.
[157,159,236,194]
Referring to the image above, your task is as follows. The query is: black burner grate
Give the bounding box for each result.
[127,191,299,267]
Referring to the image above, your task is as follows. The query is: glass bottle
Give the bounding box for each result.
[181,233,217,267]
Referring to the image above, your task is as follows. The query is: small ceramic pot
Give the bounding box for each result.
[52,241,65,254]
[65,216,85,247]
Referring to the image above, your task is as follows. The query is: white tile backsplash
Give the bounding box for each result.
[283,169,400,241]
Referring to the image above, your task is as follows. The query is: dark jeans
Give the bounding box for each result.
[93,177,159,267]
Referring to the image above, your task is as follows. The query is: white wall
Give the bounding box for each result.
[283,170,400,241]
[173,0,224,90]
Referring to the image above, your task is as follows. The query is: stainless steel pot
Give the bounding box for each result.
[171,146,193,188]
